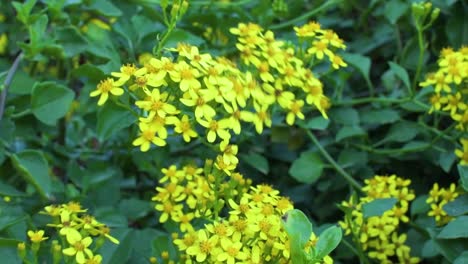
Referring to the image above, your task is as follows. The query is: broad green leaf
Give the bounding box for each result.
[241,152,269,174]
[54,26,88,57]
[0,238,22,264]
[289,152,323,184]
[427,228,468,262]
[338,149,368,168]
[437,216,468,239]
[459,165,468,192]
[411,194,430,216]
[282,209,312,264]
[443,195,468,217]
[12,0,37,24]
[388,61,411,91]
[422,239,439,258]
[152,234,177,261]
[0,119,15,142]
[360,108,400,125]
[315,226,342,260]
[382,121,420,143]
[8,70,36,95]
[454,251,468,264]
[96,101,137,141]
[119,198,152,221]
[362,198,397,218]
[100,228,132,264]
[342,53,371,86]
[165,29,205,48]
[10,150,51,199]
[0,182,25,197]
[88,0,122,16]
[31,81,74,125]
[336,126,366,142]
[305,116,330,130]
[329,107,359,125]
[384,0,409,25]
[439,151,456,173]
[446,7,468,48]
[72,64,106,82]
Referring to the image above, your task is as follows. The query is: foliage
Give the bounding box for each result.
[0,0,467,263]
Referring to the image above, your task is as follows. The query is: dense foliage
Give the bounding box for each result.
[0,0,467,263]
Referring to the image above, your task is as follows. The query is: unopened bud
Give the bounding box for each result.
[411,3,425,18]
[430,8,440,22]
[170,4,180,19]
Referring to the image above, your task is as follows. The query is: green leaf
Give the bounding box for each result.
[100,228,132,264]
[289,152,323,184]
[362,198,397,218]
[11,150,51,200]
[360,109,400,125]
[31,81,74,125]
[88,0,122,16]
[454,251,468,264]
[0,181,25,197]
[152,234,177,261]
[440,151,456,173]
[8,70,36,95]
[446,7,468,48]
[384,0,409,25]
[54,26,88,57]
[240,152,269,174]
[342,53,371,86]
[382,121,420,143]
[305,116,330,130]
[438,216,468,239]
[282,209,312,264]
[96,101,137,141]
[0,238,21,264]
[0,119,15,142]
[388,61,411,91]
[459,165,468,192]
[338,149,368,168]
[165,29,205,48]
[315,226,342,260]
[336,126,366,142]
[427,228,465,262]
[443,195,468,217]
[12,0,37,24]
[119,199,152,221]
[411,194,430,216]
[330,107,359,125]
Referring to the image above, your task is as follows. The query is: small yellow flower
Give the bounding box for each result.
[62,229,94,264]
[132,122,167,152]
[27,230,48,243]
[90,78,125,106]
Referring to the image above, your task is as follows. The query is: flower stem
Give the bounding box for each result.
[412,27,425,93]
[305,129,362,190]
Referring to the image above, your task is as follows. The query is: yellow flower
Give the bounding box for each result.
[111,64,137,83]
[132,122,166,152]
[90,78,125,106]
[186,230,219,262]
[197,117,231,143]
[330,54,348,69]
[286,99,305,125]
[62,229,94,264]
[217,234,247,263]
[85,254,102,264]
[170,61,201,92]
[0,33,8,55]
[27,230,48,243]
[173,115,198,142]
[307,40,332,60]
[135,89,177,117]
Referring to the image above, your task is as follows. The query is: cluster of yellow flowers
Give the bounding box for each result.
[455,138,468,165]
[340,175,419,264]
[90,22,346,154]
[420,47,468,164]
[19,202,119,264]
[294,21,347,69]
[151,160,332,263]
[426,183,460,226]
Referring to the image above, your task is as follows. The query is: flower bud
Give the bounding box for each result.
[430,8,440,22]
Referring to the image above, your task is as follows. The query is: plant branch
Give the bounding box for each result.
[0,52,23,121]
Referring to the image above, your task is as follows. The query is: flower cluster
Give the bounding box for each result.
[20,202,119,264]
[426,183,460,226]
[340,175,419,264]
[420,47,468,150]
[294,21,347,69]
[152,160,332,263]
[90,22,346,153]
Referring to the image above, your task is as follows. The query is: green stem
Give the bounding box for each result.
[412,27,425,92]
[269,0,343,30]
[0,53,23,121]
[10,109,32,119]
[305,130,363,190]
